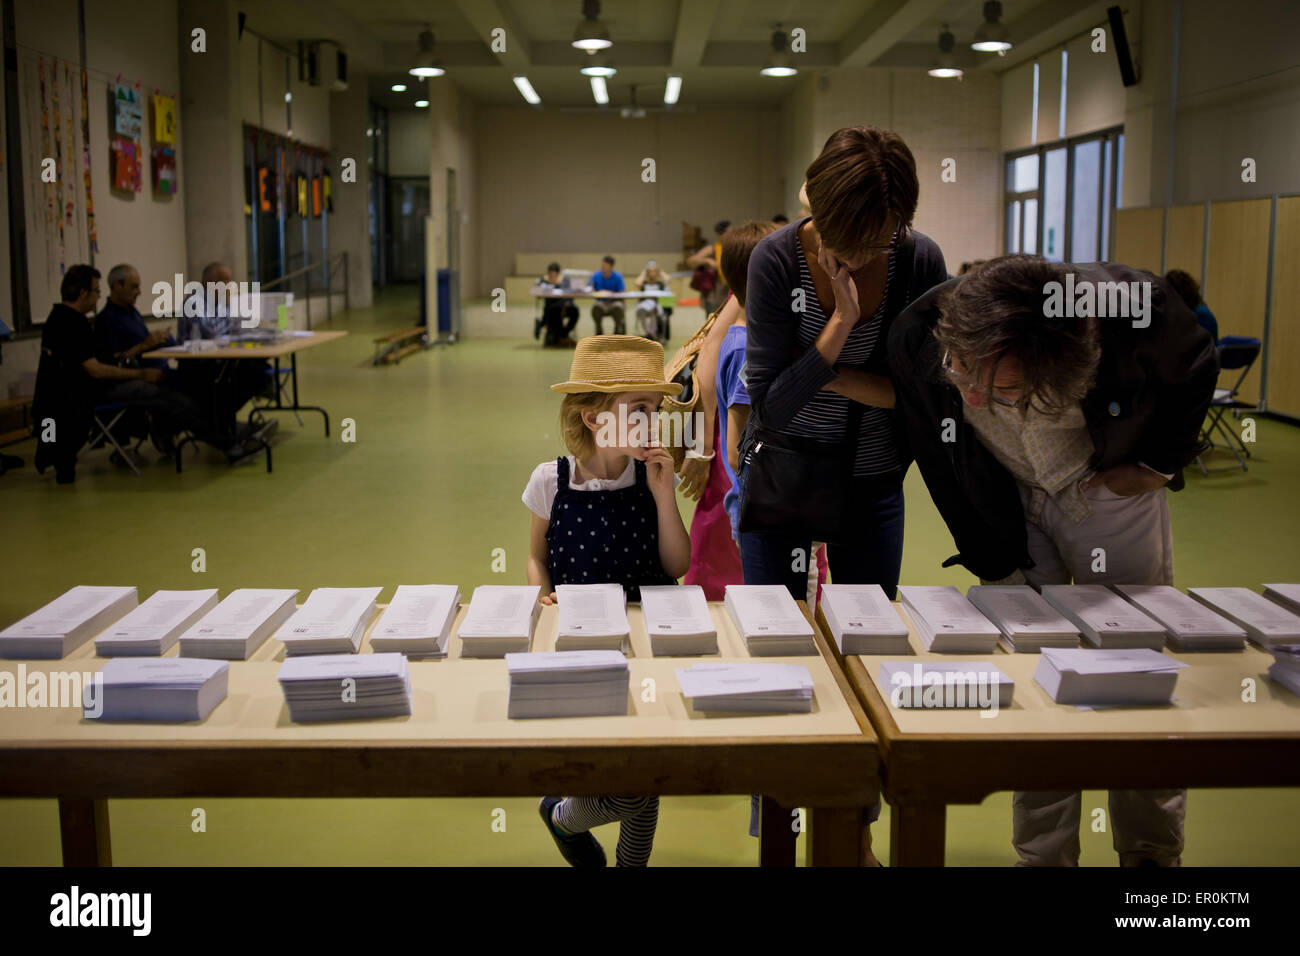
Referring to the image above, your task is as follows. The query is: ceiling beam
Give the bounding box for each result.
[837,0,949,68]
[451,0,531,69]
[670,0,721,70]
[974,0,1115,71]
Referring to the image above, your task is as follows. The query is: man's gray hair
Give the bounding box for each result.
[107,263,136,288]
[201,261,231,283]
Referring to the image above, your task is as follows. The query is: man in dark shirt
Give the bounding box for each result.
[95,263,176,379]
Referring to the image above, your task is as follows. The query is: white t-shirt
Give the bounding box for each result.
[522,456,680,521]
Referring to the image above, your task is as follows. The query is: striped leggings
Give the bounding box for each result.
[552,795,659,867]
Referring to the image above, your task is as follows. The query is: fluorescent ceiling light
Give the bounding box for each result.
[391,84,407,92]
[513,75,541,105]
[590,76,608,104]
[664,74,682,105]
[414,99,429,108]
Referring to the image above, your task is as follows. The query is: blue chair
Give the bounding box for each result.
[1196,335,1260,475]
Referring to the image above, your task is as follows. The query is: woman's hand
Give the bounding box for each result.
[817,243,860,325]
[677,455,710,500]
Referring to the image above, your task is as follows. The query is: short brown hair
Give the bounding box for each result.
[1164,269,1201,311]
[558,391,622,458]
[935,255,1101,415]
[720,220,780,307]
[805,126,918,259]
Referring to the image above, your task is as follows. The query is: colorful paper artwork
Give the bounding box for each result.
[114,83,142,138]
[112,135,141,191]
[152,145,176,195]
[153,94,176,143]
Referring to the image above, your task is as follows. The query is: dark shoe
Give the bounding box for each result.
[539,797,606,867]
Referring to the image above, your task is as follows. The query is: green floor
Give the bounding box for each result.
[3,286,1298,865]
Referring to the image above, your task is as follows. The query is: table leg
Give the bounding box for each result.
[889,803,947,867]
[757,795,796,867]
[807,806,865,866]
[58,797,112,867]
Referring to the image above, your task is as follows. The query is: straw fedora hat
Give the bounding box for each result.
[551,334,684,396]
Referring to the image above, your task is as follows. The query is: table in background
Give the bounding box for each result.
[0,601,877,868]
[818,603,1300,866]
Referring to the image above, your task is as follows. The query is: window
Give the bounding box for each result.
[1003,126,1123,262]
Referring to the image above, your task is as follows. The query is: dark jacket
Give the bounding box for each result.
[889,262,1219,581]
[742,218,949,478]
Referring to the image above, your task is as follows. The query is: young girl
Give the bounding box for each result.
[522,335,691,867]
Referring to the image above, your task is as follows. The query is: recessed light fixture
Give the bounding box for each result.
[928,25,964,78]
[664,74,682,105]
[971,1,1013,53]
[590,76,608,105]
[415,99,429,108]
[391,83,407,92]
[513,75,541,106]
[572,0,612,51]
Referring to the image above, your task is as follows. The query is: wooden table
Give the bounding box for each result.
[0,600,878,867]
[143,331,347,441]
[820,603,1300,866]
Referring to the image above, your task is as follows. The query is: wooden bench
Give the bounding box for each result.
[372,327,429,366]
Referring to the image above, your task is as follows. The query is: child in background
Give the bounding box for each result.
[633,261,671,341]
[522,335,691,866]
[531,262,579,347]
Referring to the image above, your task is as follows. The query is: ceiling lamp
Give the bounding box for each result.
[760,28,797,77]
[590,76,609,105]
[580,52,616,77]
[928,25,963,78]
[391,83,407,92]
[664,74,682,105]
[572,0,612,52]
[971,1,1012,53]
[513,75,541,106]
[409,29,445,77]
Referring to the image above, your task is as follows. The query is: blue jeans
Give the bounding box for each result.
[738,464,903,835]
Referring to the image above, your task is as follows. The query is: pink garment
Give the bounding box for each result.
[683,419,744,600]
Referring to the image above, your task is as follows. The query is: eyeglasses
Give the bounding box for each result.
[941,349,1024,409]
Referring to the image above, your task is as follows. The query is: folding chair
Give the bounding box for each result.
[89,402,149,477]
[1195,335,1261,476]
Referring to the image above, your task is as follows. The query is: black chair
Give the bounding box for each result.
[1195,335,1260,475]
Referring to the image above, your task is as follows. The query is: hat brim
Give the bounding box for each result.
[551,380,683,396]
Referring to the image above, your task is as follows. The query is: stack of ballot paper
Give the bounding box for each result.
[898,586,1001,653]
[676,662,814,713]
[1188,587,1300,649]
[368,585,461,658]
[819,584,910,655]
[723,585,817,656]
[91,658,229,721]
[640,585,717,656]
[1267,645,1300,696]
[95,589,219,656]
[1040,585,1167,649]
[555,583,630,653]
[458,585,542,657]
[1262,583,1300,615]
[879,661,1014,708]
[277,652,412,722]
[1034,647,1186,705]
[967,585,1081,653]
[277,587,382,656]
[1115,585,1246,651]
[0,586,137,659]
[505,650,629,719]
[178,589,299,660]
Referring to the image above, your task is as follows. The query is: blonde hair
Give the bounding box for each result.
[559,392,622,459]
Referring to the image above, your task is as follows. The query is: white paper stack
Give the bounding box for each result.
[91,658,229,721]
[967,585,1081,653]
[277,652,412,722]
[555,583,631,653]
[819,584,910,655]
[1034,647,1186,706]
[1115,585,1246,651]
[94,589,220,656]
[1040,585,1167,649]
[1188,587,1300,650]
[458,586,542,658]
[879,660,1014,708]
[897,586,1001,653]
[640,585,718,656]
[178,589,299,660]
[0,586,137,659]
[276,587,382,656]
[368,585,461,658]
[506,650,629,719]
[676,662,814,713]
[1262,583,1300,616]
[723,585,817,656]
[1267,646,1300,696]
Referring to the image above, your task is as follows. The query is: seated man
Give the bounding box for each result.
[33,266,230,483]
[632,261,670,342]
[587,255,625,335]
[531,262,578,347]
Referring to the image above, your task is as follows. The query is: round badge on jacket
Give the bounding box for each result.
[1108,401,1121,416]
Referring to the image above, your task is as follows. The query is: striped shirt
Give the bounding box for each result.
[786,239,899,477]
